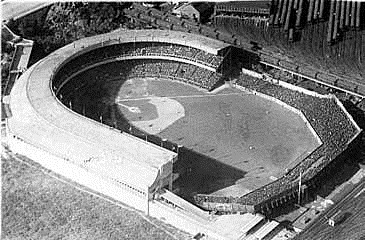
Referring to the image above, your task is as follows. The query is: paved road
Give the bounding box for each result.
[294,179,365,240]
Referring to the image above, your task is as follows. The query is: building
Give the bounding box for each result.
[172,2,213,23]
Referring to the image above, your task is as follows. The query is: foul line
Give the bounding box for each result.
[117,92,245,102]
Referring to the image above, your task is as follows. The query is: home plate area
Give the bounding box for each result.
[117,96,185,135]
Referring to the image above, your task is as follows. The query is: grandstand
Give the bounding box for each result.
[125,2,365,99]
[6,27,362,238]
[194,71,361,212]
[213,0,365,96]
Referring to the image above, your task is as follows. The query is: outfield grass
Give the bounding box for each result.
[1,150,190,240]
[111,78,320,196]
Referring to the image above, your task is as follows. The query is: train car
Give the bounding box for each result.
[345,0,351,27]
[307,0,314,23]
[350,1,356,29]
[319,0,325,20]
[328,210,346,227]
[274,0,283,26]
[260,54,279,66]
[339,0,346,29]
[280,0,288,25]
[284,0,293,32]
[298,66,318,79]
[327,0,335,44]
[316,72,338,85]
[313,0,320,20]
[333,0,341,40]
[279,60,298,72]
[293,0,299,10]
[336,79,352,91]
[355,1,361,29]
[155,19,172,30]
[295,0,304,29]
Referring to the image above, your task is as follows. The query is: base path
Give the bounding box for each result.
[121,96,185,135]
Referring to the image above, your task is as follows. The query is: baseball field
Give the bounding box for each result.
[92,76,321,198]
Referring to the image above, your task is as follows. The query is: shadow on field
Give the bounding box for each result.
[66,61,247,202]
[112,102,247,202]
[172,147,247,201]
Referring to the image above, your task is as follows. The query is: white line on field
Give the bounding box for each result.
[117,92,244,102]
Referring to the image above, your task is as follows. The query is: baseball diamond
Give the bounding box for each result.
[6,29,362,239]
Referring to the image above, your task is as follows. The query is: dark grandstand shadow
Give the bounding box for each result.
[112,105,248,202]
[172,147,247,202]
[312,145,361,199]
[70,62,248,203]
[343,99,365,130]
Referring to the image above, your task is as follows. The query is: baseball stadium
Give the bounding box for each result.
[6,28,362,238]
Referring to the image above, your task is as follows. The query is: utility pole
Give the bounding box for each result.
[298,170,302,205]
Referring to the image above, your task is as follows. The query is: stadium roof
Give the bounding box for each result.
[8,30,196,190]
[112,29,230,55]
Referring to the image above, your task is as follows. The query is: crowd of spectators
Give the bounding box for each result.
[194,72,359,210]
[53,42,223,91]
[120,42,223,68]
[125,59,222,90]
[1,39,16,96]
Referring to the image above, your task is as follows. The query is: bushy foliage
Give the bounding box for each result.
[11,2,129,56]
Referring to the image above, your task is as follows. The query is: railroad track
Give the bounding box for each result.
[295,179,365,239]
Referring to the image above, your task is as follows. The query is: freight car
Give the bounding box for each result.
[279,60,299,72]
[259,54,280,66]
[298,66,318,79]
[316,72,338,85]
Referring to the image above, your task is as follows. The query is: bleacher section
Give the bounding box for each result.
[126,2,365,98]
[194,72,361,212]
[50,29,361,217]
[214,1,365,96]
[57,58,222,96]
[53,41,224,92]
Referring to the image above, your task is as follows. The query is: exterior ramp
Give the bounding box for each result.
[159,190,211,221]
[238,214,265,237]
[246,220,280,240]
